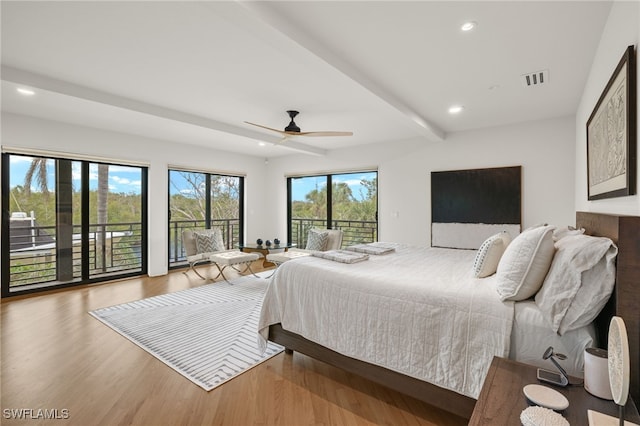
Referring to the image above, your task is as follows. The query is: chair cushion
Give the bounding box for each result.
[325,229,344,250]
[210,251,260,265]
[267,251,312,263]
[182,230,199,257]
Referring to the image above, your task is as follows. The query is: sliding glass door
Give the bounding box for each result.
[168,169,243,268]
[288,171,378,247]
[2,153,147,296]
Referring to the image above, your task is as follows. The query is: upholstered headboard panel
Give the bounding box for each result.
[431,166,522,249]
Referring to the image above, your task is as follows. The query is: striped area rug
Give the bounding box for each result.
[89,273,283,391]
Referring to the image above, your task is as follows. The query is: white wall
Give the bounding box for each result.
[1,113,268,277]
[575,1,640,215]
[3,111,577,277]
[264,116,576,246]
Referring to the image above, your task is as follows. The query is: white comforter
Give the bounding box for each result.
[258,243,514,398]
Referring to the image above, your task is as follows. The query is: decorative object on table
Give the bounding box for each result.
[273,238,280,246]
[537,346,570,387]
[587,316,638,426]
[520,406,569,426]
[522,384,569,411]
[585,347,613,400]
[256,238,263,246]
[265,240,272,247]
[587,45,636,201]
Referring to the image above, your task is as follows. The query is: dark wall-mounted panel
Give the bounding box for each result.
[431,166,521,224]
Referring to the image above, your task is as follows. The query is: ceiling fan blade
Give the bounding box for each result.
[295,131,353,137]
[244,121,288,136]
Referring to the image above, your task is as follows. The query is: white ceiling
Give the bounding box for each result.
[1,1,612,158]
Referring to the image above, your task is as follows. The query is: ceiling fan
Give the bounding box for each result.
[245,110,353,140]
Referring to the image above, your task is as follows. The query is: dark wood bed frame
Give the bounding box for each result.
[267,211,639,419]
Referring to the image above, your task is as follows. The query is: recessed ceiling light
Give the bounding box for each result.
[461,21,476,32]
[17,87,35,96]
[448,105,464,114]
[258,142,266,147]
[488,85,501,91]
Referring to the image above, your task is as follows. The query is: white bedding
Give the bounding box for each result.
[509,300,595,377]
[258,244,514,398]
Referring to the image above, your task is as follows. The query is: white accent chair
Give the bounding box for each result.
[266,228,343,268]
[323,229,344,251]
[182,229,262,282]
[182,229,212,279]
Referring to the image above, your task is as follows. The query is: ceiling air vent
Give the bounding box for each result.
[521,70,549,87]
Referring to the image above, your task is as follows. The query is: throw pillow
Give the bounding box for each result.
[472,231,512,278]
[194,229,225,254]
[495,225,555,301]
[195,232,216,254]
[306,229,329,251]
[535,234,617,334]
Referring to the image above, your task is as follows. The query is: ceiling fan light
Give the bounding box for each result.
[461,21,476,32]
[17,87,35,96]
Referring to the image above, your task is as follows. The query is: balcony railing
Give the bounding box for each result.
[291,218,377,248]
[168,219,240,267]
[8,222,143,288]
[8,217,375,287]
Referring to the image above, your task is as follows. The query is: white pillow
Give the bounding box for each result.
[535,234,617,334]
[495,225,555,301]
[553,226,585,242]
[472,232,512,278]
[306,229,329,251]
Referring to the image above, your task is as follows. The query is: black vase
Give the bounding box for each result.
[265,240,272,247]
[256,238,263,246]
[274,238,280,246]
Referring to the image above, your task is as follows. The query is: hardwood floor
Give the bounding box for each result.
[1,263,468,426]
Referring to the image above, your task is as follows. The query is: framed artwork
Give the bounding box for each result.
[587,45,636,200]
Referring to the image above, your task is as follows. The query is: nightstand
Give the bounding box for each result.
[469,357,640,425]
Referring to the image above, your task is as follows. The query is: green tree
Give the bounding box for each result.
[169,172,240,222]
[24,158,49,196]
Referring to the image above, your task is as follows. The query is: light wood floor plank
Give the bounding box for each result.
[1,263,468,425]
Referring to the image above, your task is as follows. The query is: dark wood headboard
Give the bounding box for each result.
[576,211,640,406]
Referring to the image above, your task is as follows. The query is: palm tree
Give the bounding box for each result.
[24,158,111,271]
[24,158,49,196]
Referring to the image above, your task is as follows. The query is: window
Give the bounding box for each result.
[288,171,378,247]
[2,153,147,296]
[168,169,243,268]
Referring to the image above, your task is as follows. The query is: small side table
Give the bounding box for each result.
[469,357,640,425]
[239,244,295,268]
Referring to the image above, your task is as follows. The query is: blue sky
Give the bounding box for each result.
[9,156,142,194]
[291,172,375,201]
[10,155,375,200]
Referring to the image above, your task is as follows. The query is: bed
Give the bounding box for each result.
[257,212,639,419]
